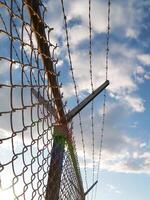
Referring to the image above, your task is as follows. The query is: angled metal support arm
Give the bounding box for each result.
[84,180,98,196]
[66,80,109,121]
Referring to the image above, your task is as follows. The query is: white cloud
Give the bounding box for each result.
[69,25,89,46]
[0,31,5,40]
[21,25,37,54]
[126,28,139,38]
[123,95,145,112]
[106,184,122,195]
[61,83,75,99]
[137,54,150,66]
[46,1,65,35]
[136,66,145,74]
[78,146,150,174]
[0,59,9,75]
[101,149,150,174]
[45,0,144,48]
[140,142,146,148]
[144,72,150,80]
[64,22,146,110]
[78,136,150,174]
[62,42,145,112]
[68,0,141,37]
[134,66,145,83]
[56,59,64,67]
[73,99,149,174]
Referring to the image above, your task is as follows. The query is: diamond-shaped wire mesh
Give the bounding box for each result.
[0,0,83,199]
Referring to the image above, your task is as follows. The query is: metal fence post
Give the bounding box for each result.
[25,1,109,199]
[45,126,66,200]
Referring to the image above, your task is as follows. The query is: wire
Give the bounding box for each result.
[94,0,111,200]
[60,0,89,192]
[0,0,83,199]
[88,0,96,199]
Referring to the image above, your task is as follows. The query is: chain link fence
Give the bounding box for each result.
[0,0,84,199]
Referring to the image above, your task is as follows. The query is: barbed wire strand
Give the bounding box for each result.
[60,0,89,193]
[88,0,96,200]
[94,0,111,200]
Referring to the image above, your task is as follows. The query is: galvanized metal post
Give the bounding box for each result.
[25,1,68,199]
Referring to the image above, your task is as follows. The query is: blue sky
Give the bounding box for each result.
[0,0,150,200]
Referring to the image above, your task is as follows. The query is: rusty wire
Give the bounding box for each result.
[0,0,83,199]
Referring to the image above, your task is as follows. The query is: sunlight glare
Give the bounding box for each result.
[0,189,13,200]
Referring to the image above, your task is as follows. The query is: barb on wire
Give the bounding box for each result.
[94,1,111,200]
[60,0,89,192]
[89,0,96,199]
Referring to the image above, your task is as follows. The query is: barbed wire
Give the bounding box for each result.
[94,1,111,200]
[60,0,89,193]
[88,0,96,200]
[105,0,111,81]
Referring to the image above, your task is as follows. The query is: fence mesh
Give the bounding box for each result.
[0,0,83,199]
